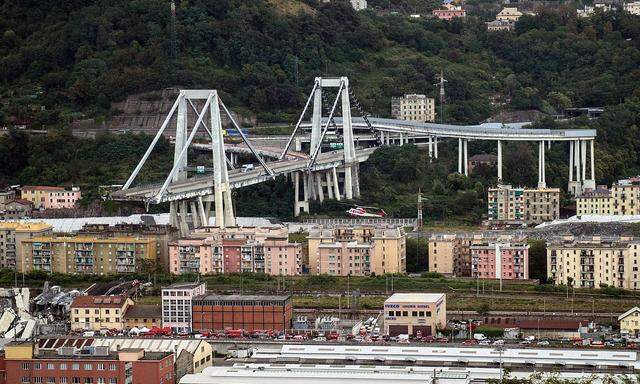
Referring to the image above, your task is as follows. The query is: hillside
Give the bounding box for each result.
[2,1,640,221]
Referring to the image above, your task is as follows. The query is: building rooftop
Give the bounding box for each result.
[21,186,67,191]
[24,235,153,244]
[385,293,445,303]
[123,304,161,319]
[33,349,171,361]
[163,282,206,290]
[38,337,209,358]
[71,295,129,308]
[193,294,292,302]
[0,221,52,231]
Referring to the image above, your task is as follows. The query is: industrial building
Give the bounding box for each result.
[191,294,293,332]
[2,340,174,384]
[547,235,640,289]
[0,221,53,270]
[308,225,406,276]
[161,282,206,334]
[19,235,157,274]
[36,336,213,382]
[383,293,446,336]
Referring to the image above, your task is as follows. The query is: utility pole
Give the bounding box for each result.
[170,0,178,83]
[417,188,423,228]
[434,70,447,124]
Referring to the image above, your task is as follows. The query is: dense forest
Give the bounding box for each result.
[2,0,640,221]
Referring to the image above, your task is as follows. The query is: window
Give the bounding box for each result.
[48,378,56,384]
[34,378,43,384]
[84,379,93,384]
[73,379,81,384]
[97,363,104,371]
[47,363,55,370]
[84,364,92,370]
[61,379,68,384]
[34,363,42,370]
[60,363,67,370]
[22,363,30,370]
[22,377,30,384]
[109,379,118,384]
[98,379,106,384]
[109,364,117,371]
[72,363,80,371]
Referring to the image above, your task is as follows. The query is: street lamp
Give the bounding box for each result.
[495,345,506,384]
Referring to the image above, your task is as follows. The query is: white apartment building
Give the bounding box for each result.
[161,282,206,333]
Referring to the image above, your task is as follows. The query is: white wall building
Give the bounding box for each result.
[162,282,206,333]
[391,94,436,122]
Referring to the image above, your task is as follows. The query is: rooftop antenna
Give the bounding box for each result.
[434,70,447,124]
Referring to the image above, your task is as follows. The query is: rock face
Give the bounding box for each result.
[72,88,256,138]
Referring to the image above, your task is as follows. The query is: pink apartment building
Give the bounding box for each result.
[470,242,529,280]
[21,186,81,209]
[168,226,302,275]
[316,241,373,276]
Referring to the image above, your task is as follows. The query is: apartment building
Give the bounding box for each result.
[308,225,406,276]
[21,186,81,209]
[383,293,446,337]
[79,223,177,273]
[487,19,515,31]
[0,199,33,220]
[576,186,612,215]
[496,7,523,21]
[625,1,640,14]
[432,3,466,19]
[19,235,156,274]
[0,222,52,270]
[123,304,162,329]
[3,341,174,384]
[547,236,640,289]
[161,282,206,333]
[487,185,560,224]
[168,226,302,276]
[391,94,436,122]
[576,178,640,216]
[429,232,527,277]
[70,295,134,331]
[471,242,529,280]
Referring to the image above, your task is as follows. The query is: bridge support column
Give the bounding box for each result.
[170,201,179,233]
[293,171,309,216]
[538,140,546,188]
[198,197,208,227]
[179,201,189,236]
[463,139,468,176]
[190,201,200,228]
[332,167,341,201]
[400,133,405,145]
[315,172,324,203]
[310,80,323,156]
[326,171,334,199]
[307,173,316,200]
[581,140,587,182]
[341,77,356,200]
[434,136,438,158]
[428,136,433,161]
[353,163,361,198]
[590,139,595,181]
[458,138,463,173]
[380,131,384,145]
[497,140,503,182]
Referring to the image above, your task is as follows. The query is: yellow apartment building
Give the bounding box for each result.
[619,307,640,336]
[0,222,53,269]
[308,225,406,275]
[20,235,156,274]
[547,236,640,289]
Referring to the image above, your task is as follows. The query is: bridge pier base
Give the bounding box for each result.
[315,172,324,203]
[326,171,334,199]
[293,171,310,216]
[434,136,438,158]
[333,167,341,201]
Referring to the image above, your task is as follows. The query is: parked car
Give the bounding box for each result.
[462,339,478,345]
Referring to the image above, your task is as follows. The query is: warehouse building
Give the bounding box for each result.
[192,294,293,332]
[383,293,446,336]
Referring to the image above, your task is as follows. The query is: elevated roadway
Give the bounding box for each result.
[111,147,376,203]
